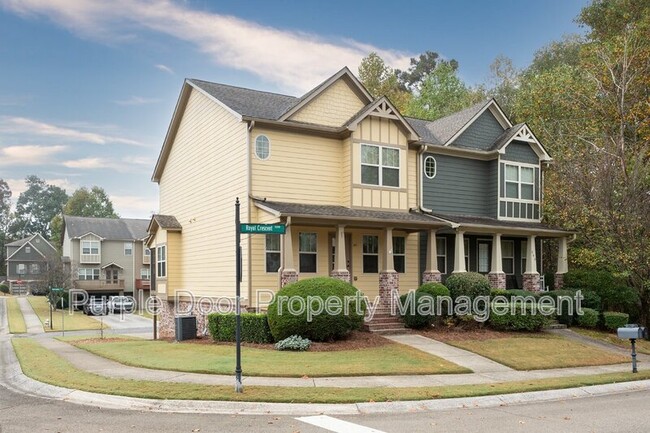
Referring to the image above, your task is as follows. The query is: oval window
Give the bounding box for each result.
[424,155,437,179]
[255,135,270,160]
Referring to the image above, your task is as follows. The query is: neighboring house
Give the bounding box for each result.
[5,233,59,294]
[61,216,151,299]
[148,67,573,336]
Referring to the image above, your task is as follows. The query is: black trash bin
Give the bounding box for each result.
[175,315,197,341]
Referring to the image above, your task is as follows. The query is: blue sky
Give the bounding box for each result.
[0,0,588,218]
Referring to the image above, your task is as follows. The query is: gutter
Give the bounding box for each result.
[246,120,255,308]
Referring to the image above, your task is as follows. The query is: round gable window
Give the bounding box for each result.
[255,135,270,160]
[424,156,437,179]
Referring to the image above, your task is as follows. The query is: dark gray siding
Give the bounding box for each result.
[501,140,538,164]
[423,153,497,218]
[487,160,498,217]
[8,247,45,262]
[452,110,504,150]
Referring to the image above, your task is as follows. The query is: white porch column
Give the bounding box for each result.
[379,227,398,308]
[523,234,540,291]
[453,230,466,273]
[423,229,442,282]
[330,225,350,283]
[488,233,506,289]
[555,236,569,289]
[280,217,298,287]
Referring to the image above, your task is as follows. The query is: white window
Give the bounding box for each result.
[437,237,447,274]
[478,242,490,273]
[124,242,133,256]
[505,164,535,200]
[362,235,379,273]
[299,233,317,273]
[81,240,99,255]
[255,135,270,160]
[502,240,515,275]
[424,156,437,179]
[156,246,166,278]
[361,144,400,187]
[16,264,26,275]
[265,234,281,273]
[78,268,100,280]
[144,248,151,258]
[25,246,31,254]
[140,268,151,280]
[30,263,40,274]
[393,236,405,273]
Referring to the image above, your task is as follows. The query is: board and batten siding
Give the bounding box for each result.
[501,140,539,164]
[289,79,366,127]
[351,116,409,210]
[100,240,136,292]
[423,153,496,218]
[158,87,249,299]
[251,127,344,205]
[451,110,504,150]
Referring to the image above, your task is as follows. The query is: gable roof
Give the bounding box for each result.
[148,214,182,232]
[64,216,149,241]
[345,97,420,141]
[489,123,552,161]
[6,236,33,248]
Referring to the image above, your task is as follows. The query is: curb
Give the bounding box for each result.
[2,336,650,415]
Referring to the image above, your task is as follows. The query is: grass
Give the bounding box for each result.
[573,328,650,355]
[448,336,628,370]
[26,296,108,332]
[12,338,650,404]
[68,338,469,377]
[6,297,27,333]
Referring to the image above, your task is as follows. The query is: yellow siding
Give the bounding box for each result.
[250,206,281,307]
[167,232,182,297]
[341,138,352,206]
[289,79,366,127]
[158,88,249,300]
[251,127,343,205]
[408,148,418,208]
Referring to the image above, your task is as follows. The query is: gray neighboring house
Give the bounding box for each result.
[5,233,59,294]
[61,216,151,298]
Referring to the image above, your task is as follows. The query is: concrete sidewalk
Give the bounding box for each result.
[16,297,44,334]
[0,298,8,335]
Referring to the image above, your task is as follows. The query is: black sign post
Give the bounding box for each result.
[235,198,243,393]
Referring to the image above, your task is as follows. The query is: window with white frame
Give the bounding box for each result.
[424,156,437,179]
[361,144,400,187]
[156,246,167,278]
[478,242,490,273]
[124,242,133,256]
[16,264,26,275]
[299,233,317,273]
[255,135,270,160]
[140,267,151,280]
[25,246,31,254]
[502,240,515,274]
[464,238,470,271]
[393,236,405,273]
[265,234,281,273]
[521,239,528,273]
[437,237,447,274]
[30,263,40,274]
[505,164,535,200]
[144,248,151,258]
[362,235,379,273]
[78,268,99,280]
[81,240,99,255]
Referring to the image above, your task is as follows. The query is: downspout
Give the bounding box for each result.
[246,120,255,309]
[418,145,432,213]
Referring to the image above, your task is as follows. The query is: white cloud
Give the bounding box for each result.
[110,194,158,218]
[113,96,161,106]
[0,144,68,166]
[154,64,174,75]
[62,155,154,172]
[1,0,412,93]
[0,116,146,147]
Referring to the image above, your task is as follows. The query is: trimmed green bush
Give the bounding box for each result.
[564,269,638,314]
[576,308,599,328]
[0,284,9,294]
[603,311,629,331]
[580,290,602,311]
[489,304,548,332]
[207,313,273,344]
[416,282,450,298]
[267,277,365,342]
[445,272,491,301]
[399,292,435,329]
[275,335,311,351]
[490,289,509,298]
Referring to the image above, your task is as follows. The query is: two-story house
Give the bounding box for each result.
[148,67,572,337]
[61,216,151,299]
[5,233,59,294]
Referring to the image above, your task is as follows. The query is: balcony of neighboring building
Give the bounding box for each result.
[135,279,151,290]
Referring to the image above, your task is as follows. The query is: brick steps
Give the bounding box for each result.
[364,313,407,334]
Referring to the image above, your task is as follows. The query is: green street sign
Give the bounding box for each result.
[240,223,286,234]
[51,287,64,293]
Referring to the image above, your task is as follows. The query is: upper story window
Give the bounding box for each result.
[156,245,167,278]
[505,164,535,200]
[81,240,100,255]
[124,242,133,256]
[78,268,100,280]
[299,232,317,273]
[141,267,151,280]
[424,156,437,179]
[144,248,150,257]
[361,144,399,187]
[255,135,270,160]
[25,246,31,254]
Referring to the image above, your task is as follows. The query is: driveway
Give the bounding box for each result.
[89,312,152,331]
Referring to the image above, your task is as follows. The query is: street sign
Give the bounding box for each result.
[51,287,64,293]
[240,223,286,234]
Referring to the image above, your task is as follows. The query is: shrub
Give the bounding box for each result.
[490,289,509,298]
[416,282,450,298]
[30,286,48,296]
[0,284,8,294]
[564,269,638,313]
[576,308,599,328]
[489,304,548,332]
[399,292,435,329]
[445,272,491,301]
[275,335,311,351]
[580,290,602,311]
[207,313,273,344]
[267,277,365,342]
[603,312,629,331]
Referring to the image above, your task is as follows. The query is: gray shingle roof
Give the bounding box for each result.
[151,214,182,230]
[188,79,299,120]
[488,123,525,151]
[64,216,150,240]
[430,212,573,234]
[6,236,33,247]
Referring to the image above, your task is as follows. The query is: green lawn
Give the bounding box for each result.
[448,336,628,370]
[6,297,27,333]
[69,338,469,377]
[27,296,108,332]
[12,338,650,404]
[574,328,650,355]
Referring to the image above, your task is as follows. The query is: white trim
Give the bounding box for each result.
[502,239,515,275]
[436,236,447,274]
[101,262,124,270]
[75,232,105,240]
[360,143,401,188]
[362,234,380,273]
[265,234,281,274]
[423,155,437,179]
[254,134,271,160]
[346,97,420,141]
[6,240,47,261]
[298,232,318,273]
[497,124,552,162]
[186,80,243,120]
[445,100,513,147]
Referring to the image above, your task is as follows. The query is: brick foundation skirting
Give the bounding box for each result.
[488,272,507,289]
[422,271,442,283]
[280,270,298,287]
[329,270,351,283]
[379,271,399,309]
[523,273,541,292]
[554,273,565,290]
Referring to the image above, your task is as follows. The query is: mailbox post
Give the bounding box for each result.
[617,325,648,373]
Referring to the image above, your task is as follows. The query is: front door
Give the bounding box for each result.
[106,268,119,284]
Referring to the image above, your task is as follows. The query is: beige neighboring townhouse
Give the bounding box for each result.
[62,216,151,300]
[148,67,573,337]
